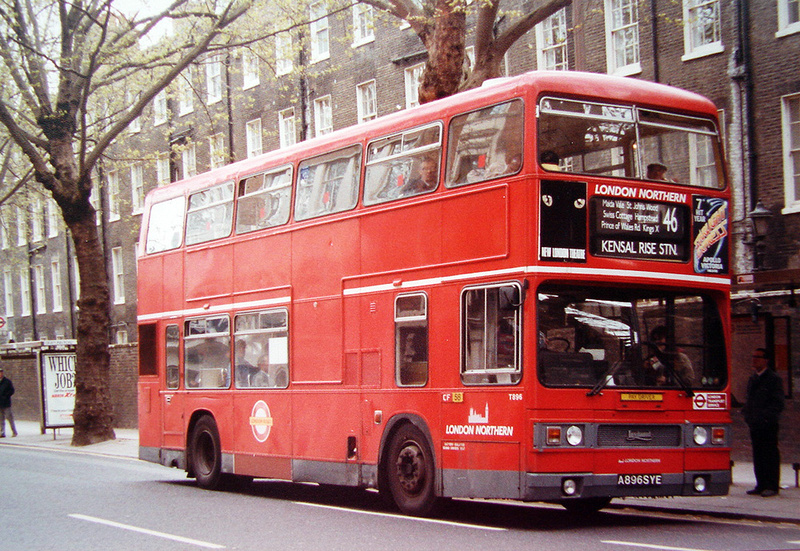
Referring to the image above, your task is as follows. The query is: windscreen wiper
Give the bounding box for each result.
[587,361,620,396]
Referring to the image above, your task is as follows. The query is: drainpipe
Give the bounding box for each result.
[738,0,757,211]
[650,0,660,83]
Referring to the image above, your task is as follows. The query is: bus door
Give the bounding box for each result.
[231,309,293,479]
[441,283,524,499]
[161,324,186,450]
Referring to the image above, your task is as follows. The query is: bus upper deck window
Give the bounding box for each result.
[185,182,234,245]
[236,166,292,233]
[364,123,442,205]
[446,99,524,187]
[537,97,724,188]
[295,145,362,220]
[145,196,185,254]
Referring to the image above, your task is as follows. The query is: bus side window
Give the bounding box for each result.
[364,123,442,205]
[145,196,185,254]
[185,182,234,245]
[295,145,361,220]
[165,324,180,389]
[234,310,289,389]
[446,99,524,187]
[395,293,428,386]
[184,316,231,389]
[236,166,292,234]
[461,283,522,385]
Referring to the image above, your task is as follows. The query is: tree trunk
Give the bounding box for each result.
[68,203,116,446]
[417,0,467,104]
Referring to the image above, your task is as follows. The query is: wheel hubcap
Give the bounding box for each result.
[395,442,425,494]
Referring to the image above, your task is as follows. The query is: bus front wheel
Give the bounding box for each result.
[384,423,437,516]
[189,416,223,490]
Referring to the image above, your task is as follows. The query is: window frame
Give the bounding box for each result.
[145,196,185,254]
[185,181,235,246]
[314,95,333,136]
[206,55,223,104]
[294,144,362,221]
[184,315,231,389]
[404,63,424,109]
[233,309,290,389]
[111,246,125,305]
[246,118,263,158]
[363,122,442,205]
[682,0,724,61]
[235,165,293,233]
[51,258,63,313]
[165,324,181,389]
[604,0,641,76]
[279,108,296,148]
[535,7,569,71]
[351,1,375,47]
[275,32,294,76]
[310,2,330,63]
[395,293,429,387]
[131,162,144,214]
[782,92,800,213]
[460,282,523,386]
[777,0,800,37]
[356,80,378,124]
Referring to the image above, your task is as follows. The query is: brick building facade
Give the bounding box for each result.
[1,0,798,430]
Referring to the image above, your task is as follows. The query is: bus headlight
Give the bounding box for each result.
[562,478,577,496]
[566,425,583,446]
[693,426,708,446]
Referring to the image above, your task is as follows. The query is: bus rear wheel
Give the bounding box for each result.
[189,416,223,490]
[385,423,437,516]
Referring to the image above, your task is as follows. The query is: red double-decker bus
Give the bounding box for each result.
[138,71,731,516]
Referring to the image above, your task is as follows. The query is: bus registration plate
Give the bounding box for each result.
[617,474,662,486]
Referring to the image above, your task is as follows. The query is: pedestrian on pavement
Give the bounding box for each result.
[742,347,784,497]
[0,367,19,438]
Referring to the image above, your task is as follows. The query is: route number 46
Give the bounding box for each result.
[662,207,679,233]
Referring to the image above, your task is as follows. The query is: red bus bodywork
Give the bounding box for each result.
[138,71,731,515]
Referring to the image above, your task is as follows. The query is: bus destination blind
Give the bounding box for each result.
[590,196,690,261]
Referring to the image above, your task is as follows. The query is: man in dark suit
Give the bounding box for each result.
[743,348,784,497]
[0,367,18,437]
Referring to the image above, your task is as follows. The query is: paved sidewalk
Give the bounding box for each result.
[2,420,799,523]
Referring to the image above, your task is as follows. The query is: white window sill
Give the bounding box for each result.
[352,36,375,48]
[682,42,724,62]
[610,63,642,77]
[776,23,800,38]
[781,202,800,215]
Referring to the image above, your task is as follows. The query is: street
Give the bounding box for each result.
[2,445,800,551]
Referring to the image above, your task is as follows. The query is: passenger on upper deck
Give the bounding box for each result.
[402,156,439,196]
[647,162,670,181]
[540,150,561,171]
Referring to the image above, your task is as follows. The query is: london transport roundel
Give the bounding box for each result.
[250,400,273,443]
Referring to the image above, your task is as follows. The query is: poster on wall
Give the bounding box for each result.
[40,342,76,429]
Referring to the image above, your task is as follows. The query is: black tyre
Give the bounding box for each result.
[384,423,437,516]
[560,496,612,515]
[189,416,223,490]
